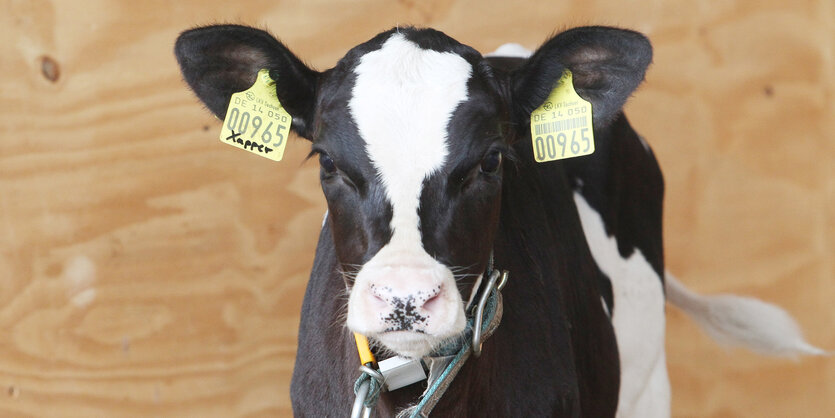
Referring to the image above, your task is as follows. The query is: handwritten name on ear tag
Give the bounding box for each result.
[530,70,594,162]
[219,69,292,162]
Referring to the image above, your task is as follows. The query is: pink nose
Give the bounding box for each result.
[367,281,444,332]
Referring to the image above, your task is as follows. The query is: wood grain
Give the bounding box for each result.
[1,0,832,416]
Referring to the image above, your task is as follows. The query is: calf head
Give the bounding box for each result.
[176,25,651,358]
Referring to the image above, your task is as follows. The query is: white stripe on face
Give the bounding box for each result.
[346,33,474,357]
[349,33,472,249]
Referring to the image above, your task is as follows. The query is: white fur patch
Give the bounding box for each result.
[637,135,651,152]
[485,43,533,58]
[350,33,471,246]
[601,296,611,318]
[346,33,473,358]
[573,193,670,418]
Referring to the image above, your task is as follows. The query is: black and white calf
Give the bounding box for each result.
[175,24,824,417]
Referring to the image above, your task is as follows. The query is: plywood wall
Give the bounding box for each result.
[1,0,832,416]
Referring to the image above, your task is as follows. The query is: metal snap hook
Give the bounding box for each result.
[497,270,509,291]
[472,270,501,357]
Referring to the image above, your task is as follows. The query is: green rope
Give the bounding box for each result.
[354,367,383,408]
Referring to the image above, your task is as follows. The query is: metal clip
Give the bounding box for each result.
[378,356,427,391]
[351,380,372,418]
[351,364,384,418]
[472,269,508,357]
[496,270,509,292]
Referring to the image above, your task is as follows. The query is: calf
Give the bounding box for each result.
[175,24,824,417]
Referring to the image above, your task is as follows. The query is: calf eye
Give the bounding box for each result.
[480,150,502,174]
[319,153,337,174]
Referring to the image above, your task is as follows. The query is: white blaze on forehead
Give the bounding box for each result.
[346,34,473,357]
[350,33,472,247]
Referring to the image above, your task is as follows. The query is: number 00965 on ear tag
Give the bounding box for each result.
[530,70,594,162]
[219,69,291,161]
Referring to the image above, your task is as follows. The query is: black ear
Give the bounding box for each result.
[174,24,319,139]
[511,26,652,131]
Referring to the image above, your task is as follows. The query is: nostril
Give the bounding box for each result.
[422,292,441,312]
[369,285,389,309]
[421,286,443,312]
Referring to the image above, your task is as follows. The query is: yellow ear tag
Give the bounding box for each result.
[530,69,594,162]
[219,69,292,161]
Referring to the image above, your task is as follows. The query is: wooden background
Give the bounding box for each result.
[1,0,832,416]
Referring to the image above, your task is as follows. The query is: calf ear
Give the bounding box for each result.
[511,26,652,131]
[175,24,319,139]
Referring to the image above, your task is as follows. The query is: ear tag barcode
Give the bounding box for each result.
[219,69,291,161]
[530,69,594,162]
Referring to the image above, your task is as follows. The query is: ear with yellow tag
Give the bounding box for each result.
[529,70,594,162]
[175,25,321,140]
[506,27,652,160]
[218,69,292,161]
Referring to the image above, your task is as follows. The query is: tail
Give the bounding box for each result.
[665,271,828,358]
